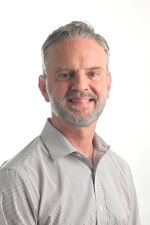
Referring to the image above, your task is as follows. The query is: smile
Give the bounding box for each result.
[68,98,94,103]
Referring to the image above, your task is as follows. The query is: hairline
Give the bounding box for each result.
[41,21,110,76]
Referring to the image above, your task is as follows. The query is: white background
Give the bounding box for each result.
[0,0,149,224]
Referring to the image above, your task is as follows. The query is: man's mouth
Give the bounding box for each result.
[67,97,94,103]
[65,91,97,110]
[66,98,96,112]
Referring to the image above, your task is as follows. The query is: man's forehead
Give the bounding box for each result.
[45,38,108,73]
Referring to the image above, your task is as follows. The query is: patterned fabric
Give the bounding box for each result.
[0,119,141,225]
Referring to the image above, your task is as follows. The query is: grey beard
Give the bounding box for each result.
[49,97,106,127]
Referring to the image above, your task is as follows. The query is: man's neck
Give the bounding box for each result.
[50,116,96,161]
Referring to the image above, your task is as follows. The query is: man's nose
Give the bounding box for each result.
[70,72,89,91]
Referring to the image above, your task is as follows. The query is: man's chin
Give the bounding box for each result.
[50,100,105,127]
[59,112,99,127]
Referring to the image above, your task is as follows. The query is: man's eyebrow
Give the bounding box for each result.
[85,66,103,71]
[55,67,103,72]
[55,68,72,72]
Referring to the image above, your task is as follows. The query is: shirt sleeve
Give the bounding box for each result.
[128,167,141,225]
[0,168,37,225]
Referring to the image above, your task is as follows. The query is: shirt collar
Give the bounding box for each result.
[93,134,110,153]
[40,119,76,160]
[40,119,110,160]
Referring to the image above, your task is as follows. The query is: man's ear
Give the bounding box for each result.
[106,72,112,98]
[38,75,50,102]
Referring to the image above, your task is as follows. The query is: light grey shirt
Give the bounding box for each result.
[0,119,141,225]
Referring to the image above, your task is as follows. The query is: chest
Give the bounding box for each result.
[37,158,131,225]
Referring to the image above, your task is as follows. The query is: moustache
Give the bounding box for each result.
[64,90,97,100]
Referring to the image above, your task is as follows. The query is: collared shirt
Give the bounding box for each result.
[0,119,141,225]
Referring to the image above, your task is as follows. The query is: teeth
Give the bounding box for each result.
[71,99,89,102]
[67,98,95,102]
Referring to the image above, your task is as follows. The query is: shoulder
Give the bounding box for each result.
[103,150,134,187]
[95,134,132,178]
[95,134,131,175]
[107,150,130,171]
[0,136,48,171]
[0,138,42,222]
[0,136,49,196]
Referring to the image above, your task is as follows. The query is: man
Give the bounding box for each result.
[0,21,141,224]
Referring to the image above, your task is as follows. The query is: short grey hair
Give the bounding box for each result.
[41,21,110,75]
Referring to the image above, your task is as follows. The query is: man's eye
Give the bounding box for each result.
[58,72,71,80]
[88,71,98,78]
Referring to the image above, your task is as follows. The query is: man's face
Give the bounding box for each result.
[39,38,111,127]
